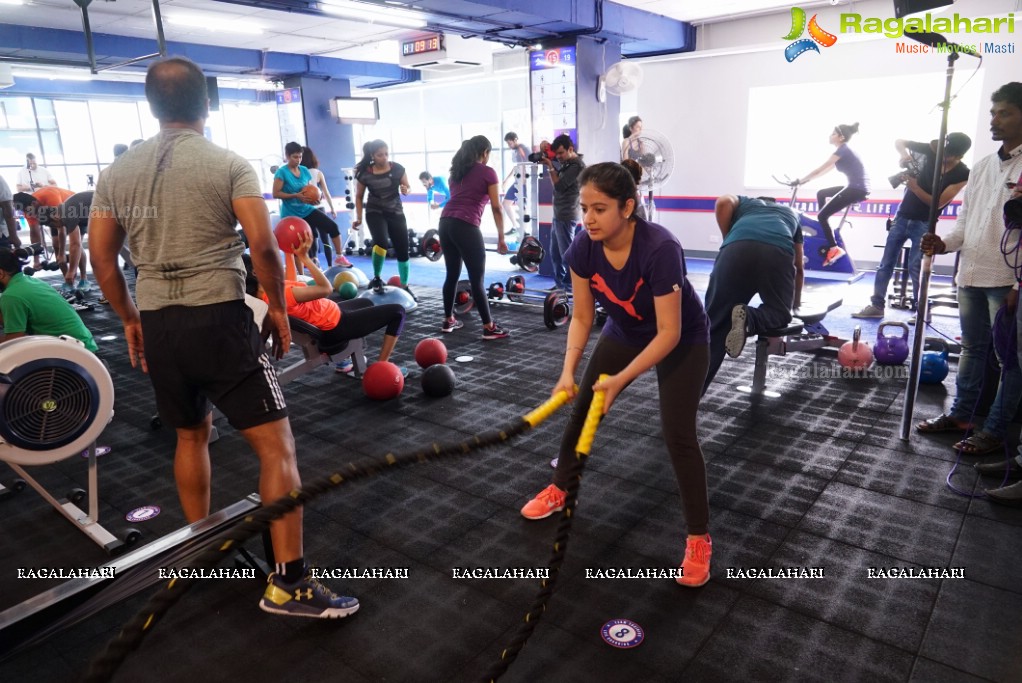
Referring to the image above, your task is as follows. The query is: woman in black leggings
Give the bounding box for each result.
[519,162,713,588]
[243,233,405,366]
[438,135,509,339]
[798,122,870,267]
[272,141,342,268]
[352,140,413,294]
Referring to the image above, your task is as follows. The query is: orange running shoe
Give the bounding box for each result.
[823,246,845,267]
[676,534,712,588]
[520,484,567,520]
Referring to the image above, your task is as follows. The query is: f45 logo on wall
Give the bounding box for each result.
[783,7,838,62]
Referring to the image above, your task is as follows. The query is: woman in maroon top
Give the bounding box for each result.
[438,135,509,339]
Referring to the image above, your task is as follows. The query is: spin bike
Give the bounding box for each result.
[773,175,857,274]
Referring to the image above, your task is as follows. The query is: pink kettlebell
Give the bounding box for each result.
[838,326,874,371]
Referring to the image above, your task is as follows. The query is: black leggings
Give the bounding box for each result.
[304,209,340,263]
[320,298,406,347]
[365,211,410,261]
[438,216,492,324]
[552,335,710,535]
[816,186,867,247]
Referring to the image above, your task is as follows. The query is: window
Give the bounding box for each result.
[0,97,37,129]
[54,100,95,165]
[90,101,142,163]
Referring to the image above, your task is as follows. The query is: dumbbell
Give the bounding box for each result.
[22,262,60,276]
[420,229,441,262]
[453,280,474,315]
[495,275,571,330]
[487,282,505,300]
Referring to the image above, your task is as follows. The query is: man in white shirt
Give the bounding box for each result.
[0,176,20,248]
[16,153,57,192]
[917,82,1022,462]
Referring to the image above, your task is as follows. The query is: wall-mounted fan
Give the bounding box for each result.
[597,61,644,102]
[261,154,285,192]
[630,129,675,221]
[0,336,134,553]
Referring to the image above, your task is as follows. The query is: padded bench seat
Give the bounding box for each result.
[737,298,842,398]
[277,317,367,384]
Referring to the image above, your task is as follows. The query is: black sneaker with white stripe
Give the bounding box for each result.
[482,323,510,340]
[441,317,464,333]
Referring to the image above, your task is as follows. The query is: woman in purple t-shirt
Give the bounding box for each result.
[798,121,870,267]
[519,162,714,588]
[438,135,509,339]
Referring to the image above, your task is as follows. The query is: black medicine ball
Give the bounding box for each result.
[421,364,456,398]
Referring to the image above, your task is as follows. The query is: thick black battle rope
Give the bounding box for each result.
[84,391,568,683]
[483,378,607,682]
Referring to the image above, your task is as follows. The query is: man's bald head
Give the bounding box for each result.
[145,57,208,124]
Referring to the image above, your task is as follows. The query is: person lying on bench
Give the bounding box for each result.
[702,195,804,394]
[243,232,406,374]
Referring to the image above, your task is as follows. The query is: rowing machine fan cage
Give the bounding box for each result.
[0,336,114,466]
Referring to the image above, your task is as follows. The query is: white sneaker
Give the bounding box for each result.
[724,305,748,358]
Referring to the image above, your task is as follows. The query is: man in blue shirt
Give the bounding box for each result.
[419,171,450,209]
[703,195,805,393]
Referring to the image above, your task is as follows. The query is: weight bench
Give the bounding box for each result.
[244,295,367,385]
[736,298,843,398]
[277,317,367,384]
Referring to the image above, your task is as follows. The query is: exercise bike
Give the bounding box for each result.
[773,175,857,275]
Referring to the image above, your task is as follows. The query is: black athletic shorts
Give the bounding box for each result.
[140,299,288,430]
[58,191,93,235]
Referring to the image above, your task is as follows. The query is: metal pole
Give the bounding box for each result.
[78,2,97,74]
[151,0,168,57]
[900,52,960,440]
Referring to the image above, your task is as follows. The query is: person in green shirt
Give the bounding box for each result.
[0,248,98,351]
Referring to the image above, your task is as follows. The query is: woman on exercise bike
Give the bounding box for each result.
[797,122,869,267]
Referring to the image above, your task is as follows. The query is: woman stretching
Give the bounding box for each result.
[244,232,406,373]
[438,135,509,339]
[519,162,713,588]
[352,140,413,296]
[798,122,869,267]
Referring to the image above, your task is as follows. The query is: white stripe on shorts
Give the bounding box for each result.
[259,353,286,410]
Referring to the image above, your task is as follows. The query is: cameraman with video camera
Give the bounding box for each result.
[541,134,585,291]
[852,132,971,318]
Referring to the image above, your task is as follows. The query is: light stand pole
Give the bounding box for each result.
[900,50,960,440]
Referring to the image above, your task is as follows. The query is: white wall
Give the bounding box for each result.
[632,0,1020,266]
[361,72,530,235]
[359,0,1019,266]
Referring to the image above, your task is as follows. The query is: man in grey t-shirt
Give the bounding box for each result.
[540,134,585,290]
[90,56,358,619]
[0,176,20,248]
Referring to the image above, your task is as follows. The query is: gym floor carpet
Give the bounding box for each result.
[0,255,1019,683]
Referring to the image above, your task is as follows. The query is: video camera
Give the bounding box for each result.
[888,158,922,189]
[527,151,546,163]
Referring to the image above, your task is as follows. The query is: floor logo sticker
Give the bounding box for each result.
[601,619,644,649]
[126,505,161,523]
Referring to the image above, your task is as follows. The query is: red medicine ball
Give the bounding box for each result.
[362,361,405,400]
[274,217,312,253]
[414,338,448,369]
